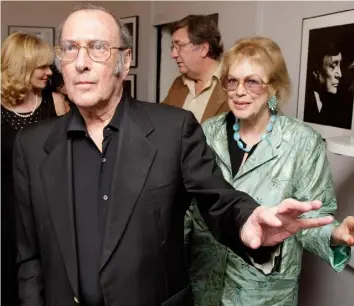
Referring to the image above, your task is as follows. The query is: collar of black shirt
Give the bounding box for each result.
[67,93,126,137]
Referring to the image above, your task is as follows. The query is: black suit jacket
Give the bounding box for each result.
[14,96,261,306]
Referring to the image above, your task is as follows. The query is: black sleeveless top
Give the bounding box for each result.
[1,90,57,306]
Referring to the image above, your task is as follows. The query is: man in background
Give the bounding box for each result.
[163,15,229,123]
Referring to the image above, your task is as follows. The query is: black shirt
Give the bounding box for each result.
[67,98,125,306]
[225,111,281,267]
[225,111,258,176]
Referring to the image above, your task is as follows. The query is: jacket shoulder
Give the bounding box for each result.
[170,75,184,87]
[132,99,194,129]
[17,114,68,149]
[162,75,186,105]
[280,115,323,142]
[202,112,228,136]
[135,99,189,117]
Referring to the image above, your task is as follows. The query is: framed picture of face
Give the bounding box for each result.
[123,74,137,99]
[297,9,354,139]
[120,16,139,68]
[8,25,55,45]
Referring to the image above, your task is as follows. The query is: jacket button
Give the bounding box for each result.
[74,296,79,303]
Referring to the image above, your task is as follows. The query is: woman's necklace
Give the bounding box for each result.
[233,114,277,152]
[9,94,38,118]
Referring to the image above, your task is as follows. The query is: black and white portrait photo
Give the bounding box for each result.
[297,10,354,138]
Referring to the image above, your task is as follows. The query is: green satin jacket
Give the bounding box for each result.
[185,113,351,306]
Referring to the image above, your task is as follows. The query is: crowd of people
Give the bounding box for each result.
[1,3,353,306]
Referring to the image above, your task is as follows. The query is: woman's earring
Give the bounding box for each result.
[267,95,277,113]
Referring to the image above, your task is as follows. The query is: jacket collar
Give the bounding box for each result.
[210,112,283,180]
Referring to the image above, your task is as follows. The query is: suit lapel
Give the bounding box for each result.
[172,84,188,109]
[41,114,79,296]
[100,99,157,270]
[209,117,233,179]
[201,82,227,122]
[163,77,188,109]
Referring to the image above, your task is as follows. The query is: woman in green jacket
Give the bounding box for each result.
[185,36,354,306]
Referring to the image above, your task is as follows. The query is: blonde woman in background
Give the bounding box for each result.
[1,32,68,306]
[185,37,354,306]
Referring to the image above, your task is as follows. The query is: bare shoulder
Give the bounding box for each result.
[52,92,70,115]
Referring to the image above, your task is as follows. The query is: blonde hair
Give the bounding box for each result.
[222,36,291,107]
[1,32,54,106]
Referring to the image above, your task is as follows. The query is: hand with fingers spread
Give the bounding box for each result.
[240,199,334,249]
[331,216,354,247]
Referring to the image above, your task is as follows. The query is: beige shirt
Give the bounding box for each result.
[182,63,222,122]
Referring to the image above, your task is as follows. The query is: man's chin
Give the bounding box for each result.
[178,67,187,74]
[70,96,99,109]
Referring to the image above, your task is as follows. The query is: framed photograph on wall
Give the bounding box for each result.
[120,16,139,67]
[349,249,354,268]
[123,74,137,99]
[297,9,354,139]
[8,25,55,45]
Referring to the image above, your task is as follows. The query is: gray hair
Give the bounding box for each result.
[55,3,132,76]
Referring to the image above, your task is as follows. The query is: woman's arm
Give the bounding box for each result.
[293,132,351,272]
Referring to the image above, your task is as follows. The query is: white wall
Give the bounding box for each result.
[2,1,353,304]
[159,26,180,102]
[152,1,259,50]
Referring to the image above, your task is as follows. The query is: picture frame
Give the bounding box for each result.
[120,16,139,68]
[297,9,354,139]
[123,74,137,99]
[8,25,55,45]
[349,249,354,269]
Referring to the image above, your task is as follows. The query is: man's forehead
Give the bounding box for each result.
[62,9,119,41]
[172,27,188,40]
[324,53,342,64]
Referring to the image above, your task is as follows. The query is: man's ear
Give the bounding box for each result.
[200,42,210,58]
[313,69,319,80]
[121,49,132,79]
[124,49,132,72]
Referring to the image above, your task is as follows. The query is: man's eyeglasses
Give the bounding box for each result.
[170,41,193,52]
[55,40,128,63]
[221,74,269,94]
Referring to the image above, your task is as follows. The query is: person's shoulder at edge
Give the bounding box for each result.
[52,92,70,115]
[201,112,228,136]
[161,75,185,104]
[15,112,69,148]
[169,75,184,89]
[133,98,193,124]
[278,114,324,143]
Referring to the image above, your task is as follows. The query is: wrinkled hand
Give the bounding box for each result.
[241,199,334,249]
[331,216,354,246]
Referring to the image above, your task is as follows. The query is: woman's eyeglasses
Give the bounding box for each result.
[221,74,269,94]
